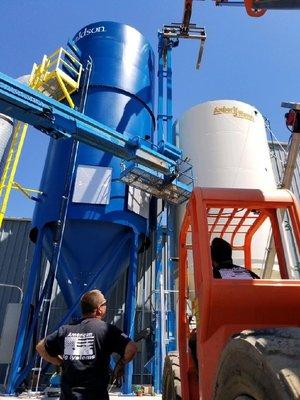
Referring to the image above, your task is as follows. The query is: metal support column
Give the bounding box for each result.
[154,33,178,392]
[166,40,177,353]
[154,210,166,394]
[123,231,139,394]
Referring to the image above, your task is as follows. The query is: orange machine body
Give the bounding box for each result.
[178,187,300,400]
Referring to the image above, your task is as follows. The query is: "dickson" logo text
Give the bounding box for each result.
[74,26,107,42]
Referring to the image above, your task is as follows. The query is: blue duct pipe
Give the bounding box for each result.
[157,34,164,143]
[166,44,173,143]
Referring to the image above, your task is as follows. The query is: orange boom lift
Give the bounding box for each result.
[163,187,300,399]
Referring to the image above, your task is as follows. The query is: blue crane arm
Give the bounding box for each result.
[0,71,176,175]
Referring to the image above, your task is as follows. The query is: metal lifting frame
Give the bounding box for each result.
[162,23,206,70]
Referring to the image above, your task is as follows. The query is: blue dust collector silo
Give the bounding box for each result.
[7,21,155,394]
[31,21,155,307]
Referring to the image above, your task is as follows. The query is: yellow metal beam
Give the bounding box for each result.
[56,73,75,108]
[12,181,43,199]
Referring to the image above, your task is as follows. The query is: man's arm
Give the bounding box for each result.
[121,341,137,364]
[113,341,137,380]
[36,339,62,366]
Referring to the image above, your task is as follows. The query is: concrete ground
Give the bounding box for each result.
[0,392,162,399]
[0,397,160,399]
[0,383,162,399]
[0,396,161,399]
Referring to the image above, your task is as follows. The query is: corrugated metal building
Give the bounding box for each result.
[0,219,33,328]
[0,219,34,383]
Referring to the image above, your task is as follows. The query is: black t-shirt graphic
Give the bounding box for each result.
[213,263,260,279]
[45,318,130,399]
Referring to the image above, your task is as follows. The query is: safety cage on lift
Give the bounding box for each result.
[181,188,300,326]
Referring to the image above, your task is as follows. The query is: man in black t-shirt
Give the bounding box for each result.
[211,237,260,279]
[36,289,137,400]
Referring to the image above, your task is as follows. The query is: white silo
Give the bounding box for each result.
[175,100,276,190]
[0,76,29,177]
[0,114,14,175]
[175,100,278,275]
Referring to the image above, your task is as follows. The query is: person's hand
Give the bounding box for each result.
[113,359,125,386]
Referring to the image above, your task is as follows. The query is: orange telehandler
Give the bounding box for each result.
[162,187,300,400]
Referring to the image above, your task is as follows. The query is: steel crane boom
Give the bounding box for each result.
[215,0,300,16]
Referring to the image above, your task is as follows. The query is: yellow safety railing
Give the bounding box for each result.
[0,47,82,227]
[30,47,82,108]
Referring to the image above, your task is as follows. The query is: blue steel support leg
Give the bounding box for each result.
[13,270,56,390]
[154,211,166,394]
[166,44,176,351]
[123,231,139,394]
[6,228,45,394]
[153,33,174,393]
[167,205,176,352]
[154,35,164,393]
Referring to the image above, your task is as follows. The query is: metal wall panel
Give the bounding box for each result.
[0,219,34,333]
[0,218,34,383]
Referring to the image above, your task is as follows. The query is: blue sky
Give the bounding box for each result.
[0,0,299,217]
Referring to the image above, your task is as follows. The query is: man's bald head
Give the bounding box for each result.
[80,290,106,316]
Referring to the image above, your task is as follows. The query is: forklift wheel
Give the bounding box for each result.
[162,352,182,400]
[214,328,300,400]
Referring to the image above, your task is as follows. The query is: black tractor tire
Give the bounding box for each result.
[214,328,300,400]
[162,351,182,400]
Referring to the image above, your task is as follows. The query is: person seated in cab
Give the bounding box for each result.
[188,238,260,369]
[211,237,260,279]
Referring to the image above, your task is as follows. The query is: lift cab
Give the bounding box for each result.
[163,187,300,400]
